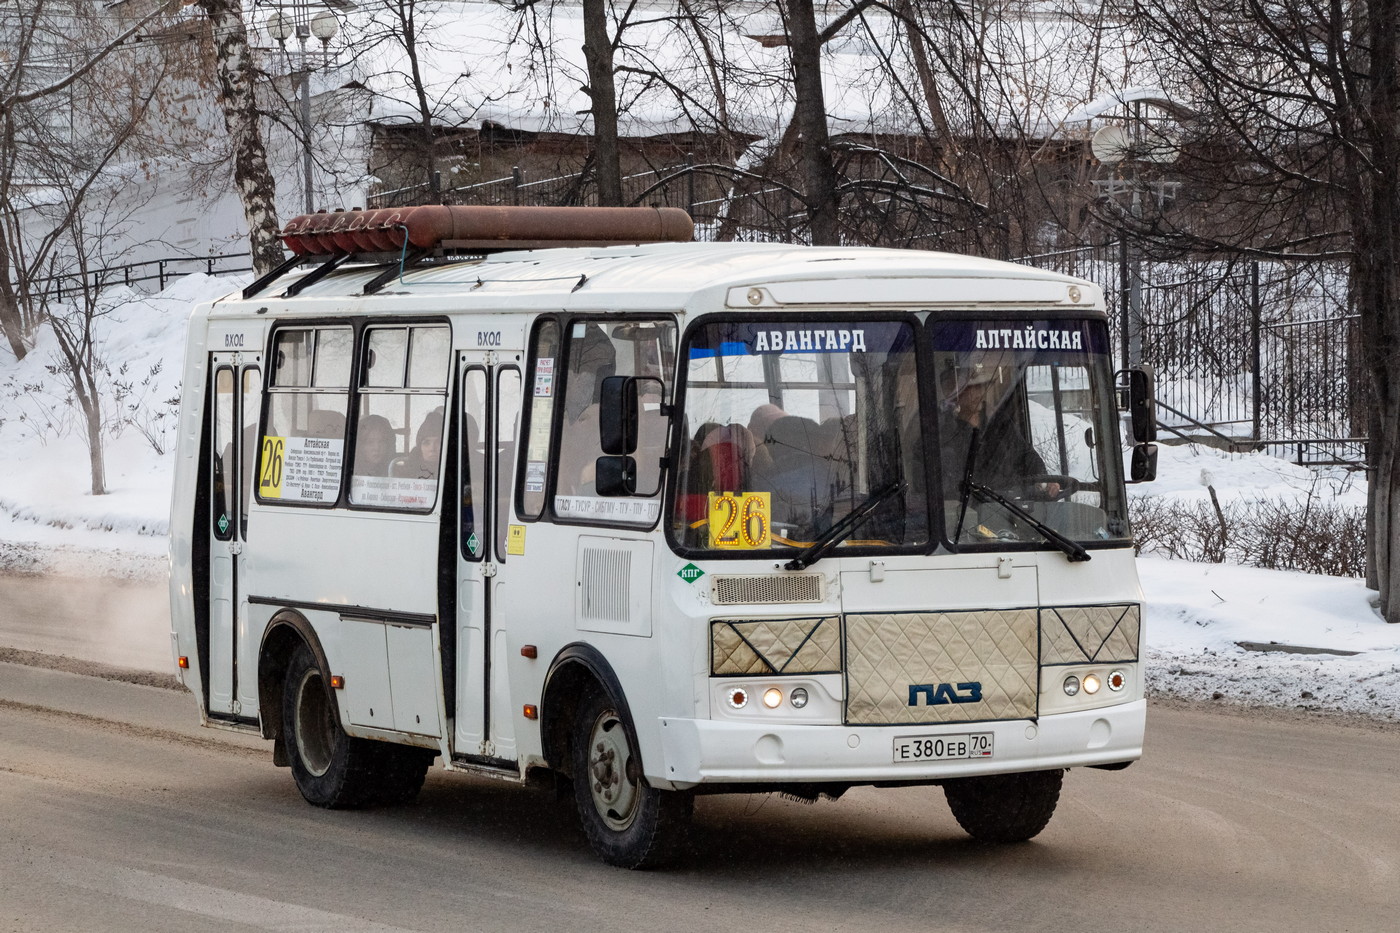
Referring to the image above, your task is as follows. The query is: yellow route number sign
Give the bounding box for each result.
[707,491,771,549]
[259,435,285,499]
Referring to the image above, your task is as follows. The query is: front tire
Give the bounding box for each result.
[570,686,693,868]
[943,769,1064,843]
[283,642,424,808]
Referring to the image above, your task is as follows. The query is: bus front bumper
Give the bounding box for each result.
[653,699,1145,789]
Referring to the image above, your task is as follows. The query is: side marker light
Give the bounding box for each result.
[523,704,539,720]
[329,675,345,689]
[177,656,189,670]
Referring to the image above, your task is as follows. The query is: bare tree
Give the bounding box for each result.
[0,0,182,360]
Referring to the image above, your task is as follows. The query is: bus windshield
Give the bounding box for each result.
[669,314,1129,557]
[932,318,1129,551]
[670,318,928,553]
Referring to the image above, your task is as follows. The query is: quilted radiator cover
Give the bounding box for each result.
[712,617,841,675]
[1040,604,1141,665]
[845,609,1038,725]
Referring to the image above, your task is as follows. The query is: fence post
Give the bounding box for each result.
[512,166,523,206]
[686,152,695,217]
[1250,260,1262,445]
[1118,237,1131,374]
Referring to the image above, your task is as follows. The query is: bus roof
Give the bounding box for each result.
[207,241,1102,316]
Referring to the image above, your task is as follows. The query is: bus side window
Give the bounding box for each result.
[259,326,352,506]
[552,317,676,522]
[519,319,561,520]
[351,324,450,511]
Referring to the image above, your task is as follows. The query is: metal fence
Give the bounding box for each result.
[28,253,254,304]
[1023,245,1364,466]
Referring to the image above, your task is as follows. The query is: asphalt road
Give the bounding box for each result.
[1,573,1398,931]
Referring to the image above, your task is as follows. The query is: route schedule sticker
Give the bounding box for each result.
[707,491,771,549]
[259,435,344,503]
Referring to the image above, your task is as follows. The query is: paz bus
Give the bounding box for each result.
[169,204,1157,868]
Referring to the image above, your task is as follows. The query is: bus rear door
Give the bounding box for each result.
[207,353,261,720]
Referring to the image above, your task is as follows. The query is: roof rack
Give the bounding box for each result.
[242,204,694,300]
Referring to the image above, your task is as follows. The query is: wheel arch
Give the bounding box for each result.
[541,642,641,780]
[258,610,334,760]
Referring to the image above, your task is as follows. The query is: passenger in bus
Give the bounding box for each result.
[306,409,346,440]
[939,364,1057,497]
[391,408,444,479]
[354,414,397,476]
[750,415,838,538]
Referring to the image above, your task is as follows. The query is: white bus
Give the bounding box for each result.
[169,205,1157,868]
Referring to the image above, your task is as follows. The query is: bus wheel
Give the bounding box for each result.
[942,769,1064,843]
[570,686,693,869]
[282,642,380,809]
[367,744,434,806]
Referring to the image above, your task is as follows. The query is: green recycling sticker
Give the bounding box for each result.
[678,562,705,584]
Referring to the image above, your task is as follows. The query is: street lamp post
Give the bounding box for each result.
[266,4,339,214]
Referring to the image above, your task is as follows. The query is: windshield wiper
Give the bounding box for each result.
[784,481,906,571]
[953,427,982,543]
[963,480,1091,562]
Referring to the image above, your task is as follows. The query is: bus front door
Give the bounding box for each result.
[452,359,522,763]
[207,355,261,720]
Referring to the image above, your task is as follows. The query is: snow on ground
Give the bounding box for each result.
[1,276,1398,721]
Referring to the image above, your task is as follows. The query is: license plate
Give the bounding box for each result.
[893,733,994,762]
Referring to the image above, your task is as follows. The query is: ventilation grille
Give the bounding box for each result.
[710,573,824,605]
[581,548,632,622]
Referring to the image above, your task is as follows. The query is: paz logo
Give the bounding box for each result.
[677,563,705,584]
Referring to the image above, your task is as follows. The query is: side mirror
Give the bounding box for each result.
[1127,366,1157,443]
[595,455,637,496]
[1130,443,1158,483]
[600,375,638,455]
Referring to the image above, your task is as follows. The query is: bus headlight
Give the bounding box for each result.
[1083,673,1102,695]
[789,687,809,709]
[762,687,783,709]
[1063,675,1080,697]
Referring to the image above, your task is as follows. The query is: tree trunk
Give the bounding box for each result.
[0,276,26,361]
[198,0,285,275]
[582,0,622,206]
[895,0,956,178]
[786,0,839,245]
[1359,0,1400,620]
[398,0,439,201]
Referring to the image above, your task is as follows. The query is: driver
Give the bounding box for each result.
[938,363,1060,499]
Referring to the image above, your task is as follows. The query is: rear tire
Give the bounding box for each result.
[283,642,394,809]
[943,769,1064,843]
[571,685,693,869]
